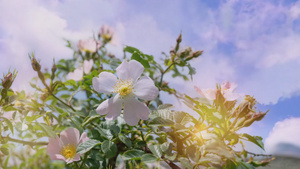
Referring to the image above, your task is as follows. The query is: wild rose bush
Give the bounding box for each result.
[0,25,274,169]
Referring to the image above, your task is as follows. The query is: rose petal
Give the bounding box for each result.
[96,99,110,115]
[221,81,237,92]
[123,97,150,126]
[60,128,80,145]
[83,60,94,74]
[105,94,123,120]
[78,132,89,145]
[116,60,144,81]
[54,154,67,161]
[195,86,216,100]
[223,91,240,101]
[67,67,83,81]
[133,76,159,101]
[93,72,117,94]
[47,135,63,160]
[66,154,81,164]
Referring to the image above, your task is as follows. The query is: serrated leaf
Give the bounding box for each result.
[82,115,100,127]
[141,154,158,163]
[119,135,132,147]
[158,104,174,110]
[148,144,162,158]
[122,149,145,161]
[124,46,140,53]
[149,117,174,126]
[76,139,101,154]
[179,157,193,169]
[1,117,13,134]
[0,147,9,155]
[242,133,264,150]
[37,123,56,138]
[101,140,117,158]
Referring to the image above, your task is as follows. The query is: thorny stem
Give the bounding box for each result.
[235,150,272,157]
[51,93,76,112]
[36,70,76,112]
[2,136,48,146]
[159,63,174,89]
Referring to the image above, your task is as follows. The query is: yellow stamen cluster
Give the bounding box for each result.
[113,79,134,96]
[60,144,77,159]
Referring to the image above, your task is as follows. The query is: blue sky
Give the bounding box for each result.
[1,0,300,156]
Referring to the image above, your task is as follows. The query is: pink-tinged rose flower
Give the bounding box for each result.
[47,128,89,164]
[220,81,240,101]
[77,39,100,53]
[67,60,94,81]
[92,60,159,126]
[194,87,217,100]
[99,25,114,42]
[195,81,240,101]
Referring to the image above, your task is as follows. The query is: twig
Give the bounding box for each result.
[3,136,48,146]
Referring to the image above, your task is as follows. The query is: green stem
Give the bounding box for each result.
[3,136,48,146]
[159,63,174,89]
[51,93,76,112]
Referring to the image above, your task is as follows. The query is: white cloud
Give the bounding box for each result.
[265,117,300,157]
[186,0,300,104]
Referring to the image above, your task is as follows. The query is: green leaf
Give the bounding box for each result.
[37,123,56,138]
[241,133,264,150]
[1,117,13,134]
[96,127,109,140]
[119,135,132,148]
[122,149,145,161]
[131,52,142,61]
[82,115,100,127]
[149,117,174,126]
[124,46,140,53]
[131,53,150,68]
[0,147,9,155]
[76,139,101,154]
[101,140,117,158]
[141,154,158,163]
[179,157,193,169]
[158,104,174,110]
[148,144,162,158]
[4,155,9,169]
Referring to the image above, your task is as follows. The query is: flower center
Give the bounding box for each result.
[60,143,77,159]
[114,79,134,96]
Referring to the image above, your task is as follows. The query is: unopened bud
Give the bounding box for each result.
[252,111,268,121]
[179,47,192,59]
[1,71,17,90]
[51,62,57,73]
[176,34,182,44]
[31,57,41,71]
[242,118,256,127]
[192,50,203,58]
[2,73,12,89]
[236,113,253,128]
[234,95,256,118]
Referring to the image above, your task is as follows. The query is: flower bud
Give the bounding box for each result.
[99,25,114,43]
[185,50,203,61]
[176,33,182,44]
[233,95,256,118]
[2,73,13,89]
[252,111,268,121]
[51,62,57,73]
[31,57,41,71]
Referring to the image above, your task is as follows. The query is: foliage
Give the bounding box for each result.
[0,28,273,169]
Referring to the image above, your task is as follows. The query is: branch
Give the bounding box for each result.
[3,136,48,146]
